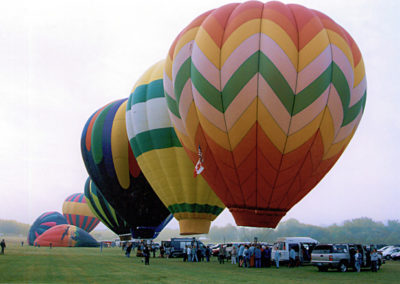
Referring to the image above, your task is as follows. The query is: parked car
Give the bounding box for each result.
[378,245,394,253]
[382,246,400,260]
[311,243,382,272]
[162,237,206,258]
[391,250,400,260]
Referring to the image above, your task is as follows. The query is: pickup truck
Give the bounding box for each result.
[311,244,382,272]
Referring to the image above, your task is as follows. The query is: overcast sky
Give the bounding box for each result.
[1,0,399,231]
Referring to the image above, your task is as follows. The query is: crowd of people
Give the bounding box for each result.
[118,240,382,272]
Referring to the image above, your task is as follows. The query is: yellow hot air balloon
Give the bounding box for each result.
[126,60,225,235]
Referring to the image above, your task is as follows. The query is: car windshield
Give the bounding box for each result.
[313,245,333,254]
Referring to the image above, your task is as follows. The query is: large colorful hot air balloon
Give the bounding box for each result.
[81,99,172,238]
[164,1,366,228]
[28,212,68,245]
[126,60,224,235]
[62,193,100,232]
[33,224,99,247]
[84,177,132,240]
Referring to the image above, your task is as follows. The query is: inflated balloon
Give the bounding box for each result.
[81,99,172,238]
[28,212,68,245]
[126,60,224,235]
[164,1,366,227]
[62,193,100,232]
[84,177,132,240]
[33,224,99,247]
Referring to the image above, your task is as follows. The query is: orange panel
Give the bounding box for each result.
[280,132,317,170]
[257,148,278,187]
[222,1,263,45]
[232,123,257,167]
[236,147,257,185]
[257,124,282,170]
[263,1,298,50]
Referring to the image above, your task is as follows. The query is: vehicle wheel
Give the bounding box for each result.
[338,262,347,272]
[318,267,327,272]
[385,255,391,260]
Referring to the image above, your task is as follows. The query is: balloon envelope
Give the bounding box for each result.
[81,99,172,238]
[62,193,100,232]
[164,1,366,227]
[34,224,99,247]
[28,212,68,245]
[126,60,224,235]
[84,177,132,238]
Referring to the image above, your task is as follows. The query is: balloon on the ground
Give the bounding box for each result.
[81,99,172,238]
[28,212,68,246]
[84,177,132,239]
[62,193,100,232]
[126,60,224,235]
[33,224,99,247]
[164,1,366,228]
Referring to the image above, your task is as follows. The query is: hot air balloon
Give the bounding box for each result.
[126,60,224,235]
[28,212,68,245]
[84,177,132,240]
[33,224,99,247]
[81,99,172,238]
[62,193,100,232]
[164,1,366,228]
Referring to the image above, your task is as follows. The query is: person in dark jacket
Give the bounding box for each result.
[144,245,150,265]
[125,242,132,258]
[0,239,5,254]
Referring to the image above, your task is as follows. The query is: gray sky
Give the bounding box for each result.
[1,0,399,231]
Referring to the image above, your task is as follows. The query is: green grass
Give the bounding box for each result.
[0,243,399,283]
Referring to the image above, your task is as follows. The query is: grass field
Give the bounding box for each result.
[0,243,399,283]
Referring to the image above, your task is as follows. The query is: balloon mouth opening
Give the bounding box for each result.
[179,219,211,235]
[229,208,287,228]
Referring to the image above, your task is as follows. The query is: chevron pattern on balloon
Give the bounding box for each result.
[164,1,366,228]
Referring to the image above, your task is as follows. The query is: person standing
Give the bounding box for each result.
[205,246,211,262]
[0,239,5,254]
[354,250,362,272]
[187,245,192,262]
[243,245,250,268]
[288,247,296,268]
[125,242,132,258]
[183,245,188,262]
[144,245,150,265]
[370,249,378,272]
[238,244,244,267]
[218,244,225,264]
[255,246,261,268]
[274,250,281,269]
[192,245,198,262]
[231,246,237,265]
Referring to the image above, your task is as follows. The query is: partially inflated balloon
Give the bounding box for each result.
[81,99,172,238]
[62,193,100,232]
[34,224,99,247]
[28,212,68,245]
[164,1,366,227]
[126,60,224,235]
[84,177,132,239]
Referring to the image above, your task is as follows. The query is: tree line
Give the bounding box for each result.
[0,219,30,236]
[2,217,400,245]
[157,218,400,245]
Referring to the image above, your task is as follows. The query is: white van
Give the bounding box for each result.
[271,237,318,264]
